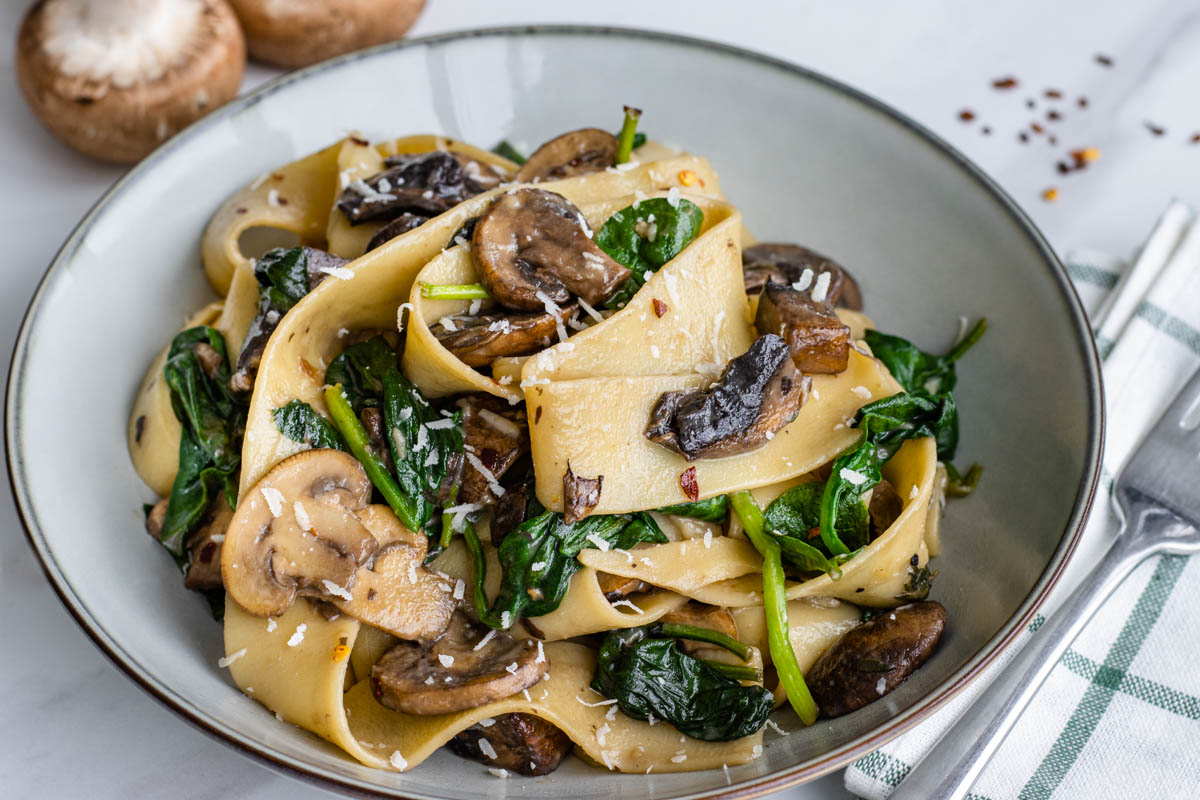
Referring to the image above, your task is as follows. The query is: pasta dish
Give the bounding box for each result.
[127,109,984,777]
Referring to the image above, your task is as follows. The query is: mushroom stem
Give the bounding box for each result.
[615,106,643,164]
[323,384,422,532]
[420,282,491,300]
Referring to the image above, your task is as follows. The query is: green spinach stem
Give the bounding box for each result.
[946,318,988,362]
[615,106,642,164]
[461,521,493,624]
[323,383,421,532]
[657,622,751,661]
[701,661,762,682]
[419,282,491,300]
[730,491,820,725]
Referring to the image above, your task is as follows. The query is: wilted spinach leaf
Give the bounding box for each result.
[273,400,344,450]
[158,327,247,558]
[466,511,667,629]
[597,197,704,309]
[491,140,526,164]
[326,336,462,531]
[655,495,728,522]
[591,625,774,741]
[764,481,867,574]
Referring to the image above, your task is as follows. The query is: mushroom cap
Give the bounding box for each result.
[370,611,547,715]
[330,505,456,642]
[755,283,852,374]
[472,189,631,310]
[742,243,863,311]
[221,449,376,618]
[514,128,619,183]
[228,0,425,68]
[16,0,245,164]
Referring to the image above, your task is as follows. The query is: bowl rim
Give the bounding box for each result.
[5,23,1104,800]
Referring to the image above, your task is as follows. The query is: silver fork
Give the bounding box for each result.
[891,366,1200,800]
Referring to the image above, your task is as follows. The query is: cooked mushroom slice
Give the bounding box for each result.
[459,395,530,506]
[514,128,619,183]
[646,334,810,460]
[597,572,651,603]
[16,0,245,163]
[489,471,533,545]
[867,478,904,538]
[562,461,602,524]
[449,713,574,776]
[807,600,947,718]
[473,189,630,310]
[371,610,547,715]
[337,151,479,225]
[365,212,428,252]
[330,505,455,641]
[433,303,579,367]
[755,283,852,375]
[454,155,505,192]
[743,244,863,310]
[184,502,232,592]
[221,449,378,617]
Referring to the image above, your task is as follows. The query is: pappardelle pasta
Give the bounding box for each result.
[128,109,984,777]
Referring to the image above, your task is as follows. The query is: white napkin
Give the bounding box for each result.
[845,200,1200,799]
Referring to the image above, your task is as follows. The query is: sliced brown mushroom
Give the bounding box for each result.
[338,151,484,225]
[755,282,852,375]
[370,610,547,715]
[16,0,245,163]
[562,461,602,524]
[221,449,378,617]
[597,572,652,602]
[489,470,533,546]
[645,334,810,460]
[743,244,863,311]
[472,189,630,310]
[145,496,228,593]
[807,600,947,718]
[330,505,455,642]
[867,478,904,538]
[449,713,573,776]
[365,212,428,253]
[458,395,530,505]
[432,303,579,367]
[514,128,619,183]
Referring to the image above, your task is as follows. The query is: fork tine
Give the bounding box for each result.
[1162,367,1200,434]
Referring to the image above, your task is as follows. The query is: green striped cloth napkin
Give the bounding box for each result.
[845,200,1200,799]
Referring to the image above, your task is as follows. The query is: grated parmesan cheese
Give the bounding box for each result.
[218,648,246,668]
[321,579,353,602]
[811,271,832,303]
[292,501,312,532]
[260,487,284,518]
[839,467,869,486]
[389,751,408,770]
[287,624,307,647]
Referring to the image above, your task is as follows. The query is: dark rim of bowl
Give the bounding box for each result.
[6,24,1103,800]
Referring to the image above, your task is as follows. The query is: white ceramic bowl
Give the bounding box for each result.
[7,26,1102,800]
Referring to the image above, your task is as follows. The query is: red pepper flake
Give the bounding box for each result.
[1078,96,1089,109]
[276,196,289,206]
[958,109,976,122]
[1042,187,1059,203]
[1095,54,1114,67]
[1018,132,1030,144]
[1056,161,1072,175]
[1070,147,1101,167]
[271,172,284,181]
[1031,122,1045,134]
[806,527,821,541]
[1145,120,1167,136]
[652,298,669,318]
[992,76,1019,90]
[350,135,370,146]
[1190,133,1200,144]
[679,467,699,502]
[235,207,247,214]
[1047,110,1062,122]
[1044,88,1063,99]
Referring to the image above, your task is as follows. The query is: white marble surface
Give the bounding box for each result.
[3,1,1199,798]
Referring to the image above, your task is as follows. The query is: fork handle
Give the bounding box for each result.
[889,529,1150,800]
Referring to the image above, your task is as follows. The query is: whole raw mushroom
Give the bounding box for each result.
[16,0,245,163]
[228,0,426,68]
